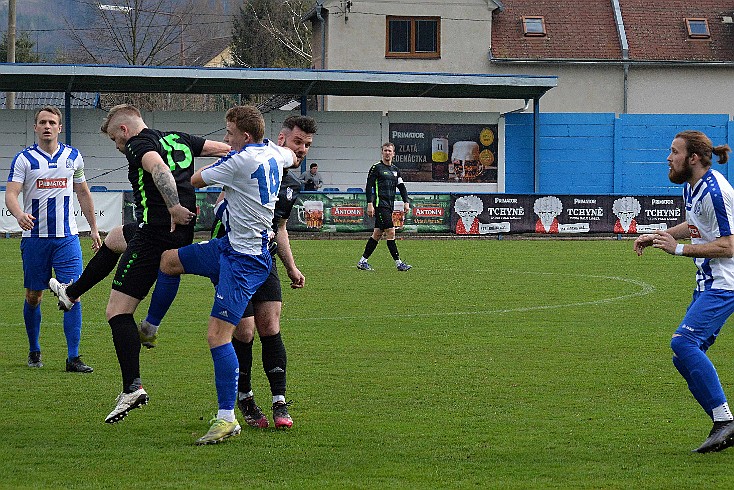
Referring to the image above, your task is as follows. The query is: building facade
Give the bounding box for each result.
[306,0,734,115]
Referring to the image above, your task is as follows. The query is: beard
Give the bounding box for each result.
[668,160,692,184]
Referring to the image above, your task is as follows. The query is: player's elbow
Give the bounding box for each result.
[191,174,206,188]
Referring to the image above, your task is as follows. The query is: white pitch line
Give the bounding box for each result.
[287,272,656,322]
[0,274,655,327]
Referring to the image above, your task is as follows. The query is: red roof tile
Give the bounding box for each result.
[491,0,621,60]
[491,0,734,62]
[620,0,734,61]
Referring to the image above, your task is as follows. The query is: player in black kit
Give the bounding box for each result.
[92,104,231,424]
[357,142,412,271]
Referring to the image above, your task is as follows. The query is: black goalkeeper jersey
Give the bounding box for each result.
[124,128,206,226]
[365,161,409,209]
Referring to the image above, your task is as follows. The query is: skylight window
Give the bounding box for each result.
[522,16,546,37]
[685,18,710,39]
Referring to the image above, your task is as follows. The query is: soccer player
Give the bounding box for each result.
[634,130,734,453]
[51,104,230,423]
[150,115,316,431]
[219,115,315,429]
[356,142,411,271]
[5,105,101,372]
[179,105,297,444]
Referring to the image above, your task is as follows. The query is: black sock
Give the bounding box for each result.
[362,237,379,259]
[67,243,120,299]
[108,314,141,393]
[261,333,287,397]
[386,240,400,261]
[232,337,254,395]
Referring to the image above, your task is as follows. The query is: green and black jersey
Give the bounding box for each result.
[124,128,206,226]
[365,161,409,209]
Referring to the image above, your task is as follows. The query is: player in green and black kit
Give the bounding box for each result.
[96,104,230,424]
[357,142,412,271]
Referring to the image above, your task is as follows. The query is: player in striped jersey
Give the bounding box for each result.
[634,130,734,453]
[5,105,101,372]
[184,105,297,444]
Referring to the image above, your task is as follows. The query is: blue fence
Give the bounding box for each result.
[505,113,734,195]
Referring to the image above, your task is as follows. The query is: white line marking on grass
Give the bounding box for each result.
[291,272,655,321]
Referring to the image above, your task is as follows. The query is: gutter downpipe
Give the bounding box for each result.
[316,2,326,111]
[534,96,540,193]
[611,0,630,113]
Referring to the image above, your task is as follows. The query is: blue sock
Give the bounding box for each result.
[145,271,180,326]
[211,343,239,411]
[63,301,82,359]
[673,354,714,419]
[671,335,726,414]
[23,301,41,353]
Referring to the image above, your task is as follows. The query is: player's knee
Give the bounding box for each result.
[160,249,181,275]
[256,321,280,337]
[234,318,256,343]
[670,333,694,358]
[25,290,42,307]
[105,225,127,253]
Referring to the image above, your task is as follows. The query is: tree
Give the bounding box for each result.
[230,0,311,69]
[60,0,234,111]
[0,31,41,63]
[64,0,197,66]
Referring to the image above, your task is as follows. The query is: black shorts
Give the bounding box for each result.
[122,221,139,243]
[112,223,195,300]
[374,206,394,230]
[242,260,282,318]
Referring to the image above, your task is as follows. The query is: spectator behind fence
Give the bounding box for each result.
[299,163,323,191]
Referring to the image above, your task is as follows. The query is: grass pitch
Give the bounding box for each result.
[2,236,734,489]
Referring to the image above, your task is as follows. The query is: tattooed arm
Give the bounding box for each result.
[141,151,195,232]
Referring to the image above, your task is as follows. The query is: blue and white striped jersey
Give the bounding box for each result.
[7,143,86,238]
[684,168,734,291]
[201,139,292,255]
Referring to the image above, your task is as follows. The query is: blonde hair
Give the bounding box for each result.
[101,104,142,134]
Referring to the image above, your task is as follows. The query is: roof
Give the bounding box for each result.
[0,63,556,100]
[491,0,734,63]
[621,0,734,61]
[0,91,100,109]
[491,0,621,60]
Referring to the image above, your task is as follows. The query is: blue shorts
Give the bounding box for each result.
[21,235,83,291]
[178,238,225,285]
[674,289,734,351]
[178,238,282,318]
[211,245,271,326]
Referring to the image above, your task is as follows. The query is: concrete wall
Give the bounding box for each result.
[0,109,501,194]
[3,109,733,197]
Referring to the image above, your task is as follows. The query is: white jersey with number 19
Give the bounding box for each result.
[201,139,292,255]
[7,143,86,238]
[685,168,734,291]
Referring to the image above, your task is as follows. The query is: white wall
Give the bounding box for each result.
[0,109,502,194]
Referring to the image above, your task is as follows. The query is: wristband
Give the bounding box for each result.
[675,244,684,256]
